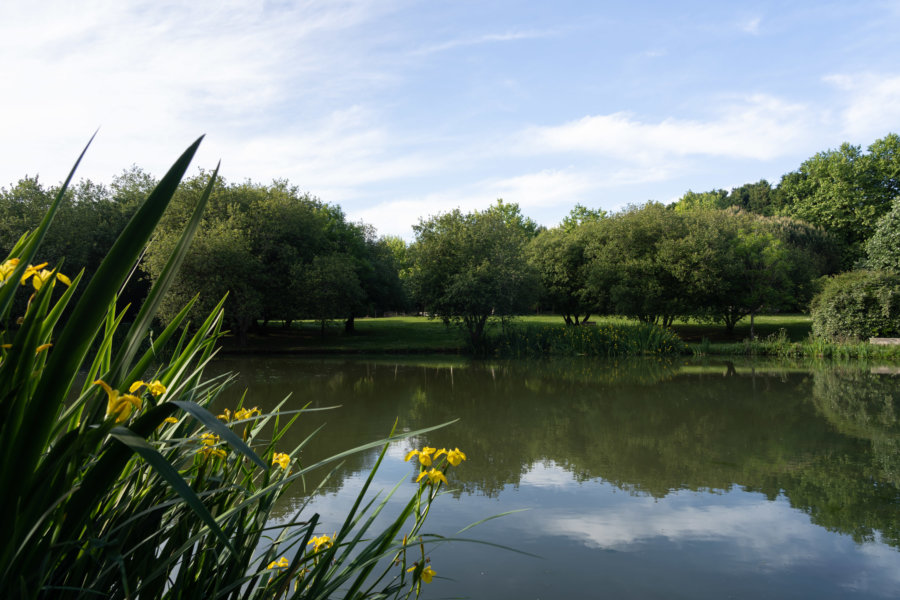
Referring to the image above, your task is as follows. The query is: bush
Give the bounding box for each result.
[810,270,900,341]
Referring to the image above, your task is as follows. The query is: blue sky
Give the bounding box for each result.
[2,1,899,239]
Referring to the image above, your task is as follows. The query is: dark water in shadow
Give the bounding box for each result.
[208,356,900,599]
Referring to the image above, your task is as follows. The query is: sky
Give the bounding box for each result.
[2,0,899,239]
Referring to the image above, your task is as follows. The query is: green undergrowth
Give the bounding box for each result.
[485,320,686,358]
[691,328,900,360]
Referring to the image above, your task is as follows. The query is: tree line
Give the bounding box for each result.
[1,133,898,345]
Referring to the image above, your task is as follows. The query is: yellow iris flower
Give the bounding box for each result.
[0,258,19,283]
[129,379,167,397]
[407,564,436,584]
[30,268,71,290]
[444,447,467,466]
[200,432,220,446]
[267,556,289,570]
[235,406,261,420]
[272,452,291,469]
[94,379,143,423]
[307,534,333,552]
[416,468,448,486]
[198,446,227,460]
[404,446,437,466]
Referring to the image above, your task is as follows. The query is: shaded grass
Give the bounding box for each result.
[223,317,465,353]
[218,314,900,361]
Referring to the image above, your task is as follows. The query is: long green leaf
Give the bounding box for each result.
[172,401,268,470]
[109,426,236,555]
[109,162,220,385]
[18,137,204,495]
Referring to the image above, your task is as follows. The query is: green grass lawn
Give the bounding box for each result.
[219,313,815,354]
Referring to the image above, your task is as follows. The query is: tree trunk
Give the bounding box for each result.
[345,315,355,333]
[750,311,756,341]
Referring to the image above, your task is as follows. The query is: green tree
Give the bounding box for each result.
[145,174,400,342]
[584,203,696,325]
[297,253,367,337]
[670,188,728,212]
[725,179,779,215]
[528,225,596,325]
[409,200,539,349]
[865,197,900,273]
[777,133,900,266]
[560,203,606,231]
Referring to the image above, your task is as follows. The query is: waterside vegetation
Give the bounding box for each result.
[3,132,899,354]
[0,140,470,599]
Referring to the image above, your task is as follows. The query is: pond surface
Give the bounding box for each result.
[208,355,900,599]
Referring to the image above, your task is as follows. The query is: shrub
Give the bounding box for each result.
[810,270,900,341]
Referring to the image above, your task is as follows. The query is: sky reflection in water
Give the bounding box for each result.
[209,356,900,599]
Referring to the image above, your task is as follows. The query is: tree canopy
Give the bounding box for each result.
[409,200,539,349]
[777,133,900,266]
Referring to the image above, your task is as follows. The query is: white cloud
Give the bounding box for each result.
[519,460,577,488]
[413,29,556,56]
[741,17,762,35]
[824,73,900,140]
[0,0,402,183]
[546,496,815,556]
[519,95,813,163]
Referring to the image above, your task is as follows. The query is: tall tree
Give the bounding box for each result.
[528,224,596,325]
[409,200,539,349]
[777,133,900,266]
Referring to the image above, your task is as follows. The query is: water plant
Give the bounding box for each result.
[488,320,686,358]
[0,138,463,599]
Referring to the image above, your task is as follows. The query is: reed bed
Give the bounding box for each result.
[0,138,466,599]
[487,321,686,358]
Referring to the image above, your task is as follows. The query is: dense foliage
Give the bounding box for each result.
[530,204,837,335]
[810,270,900,341]
[2,131,897,347]
[408,200,540,350]
[865,197,900,273]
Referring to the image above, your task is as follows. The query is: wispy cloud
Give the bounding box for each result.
[741,16,762,35]
[412,29,556,56]
[0,0,400,182]
[824,73,900,140]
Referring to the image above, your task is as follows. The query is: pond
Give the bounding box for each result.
[208,355,900,599]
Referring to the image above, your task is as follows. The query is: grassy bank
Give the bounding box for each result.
[219,314,900,361]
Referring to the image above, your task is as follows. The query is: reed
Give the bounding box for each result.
[0,139,464,599]
[487,320,686,358]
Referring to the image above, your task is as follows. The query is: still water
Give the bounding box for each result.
[208,355,900,599]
